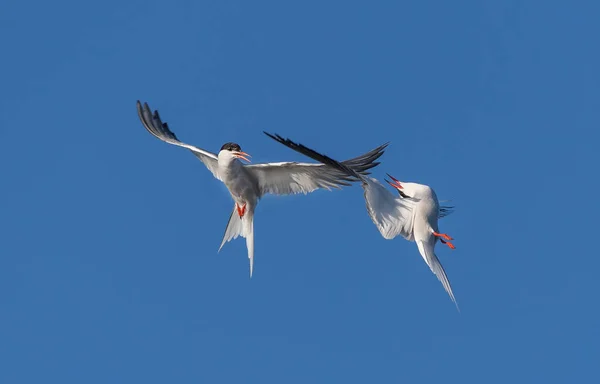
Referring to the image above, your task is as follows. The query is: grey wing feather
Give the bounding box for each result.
[246,162,354,196]
[263,132,385,181]
[334,142,388,175]
[247,134,388,196]
[137,101,221,180]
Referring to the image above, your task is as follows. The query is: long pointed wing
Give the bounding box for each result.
[137,101,221,180]
[246,136,388,196]
[263,132,382,181]
[416,240,458,309]
[262,132,417,239]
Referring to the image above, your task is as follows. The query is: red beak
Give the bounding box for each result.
[233,151,251,163]
[384,173,403,189]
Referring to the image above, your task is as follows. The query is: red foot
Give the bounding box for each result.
[439,238,456,250]
[236,203,246,218]
[433,231,453,241]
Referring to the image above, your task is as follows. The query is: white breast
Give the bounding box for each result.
[218,160,257,205]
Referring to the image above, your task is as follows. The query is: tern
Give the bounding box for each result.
[137,101,388,277]
[264,132,459,308]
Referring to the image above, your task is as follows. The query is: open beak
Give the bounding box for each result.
[384,173,403,189]
[233,151,251,163]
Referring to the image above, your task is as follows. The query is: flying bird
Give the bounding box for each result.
[137,101,388,277]
[264,132,459,308]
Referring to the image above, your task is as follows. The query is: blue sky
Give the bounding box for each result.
[1,0,598,382]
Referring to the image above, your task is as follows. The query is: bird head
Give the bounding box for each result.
[218,142,251,163]
[385,174,434,200]
[385,173,423,199]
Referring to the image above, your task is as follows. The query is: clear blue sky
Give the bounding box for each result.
[1,0,598,382]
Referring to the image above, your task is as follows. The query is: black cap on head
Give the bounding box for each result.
[220,142,242,152]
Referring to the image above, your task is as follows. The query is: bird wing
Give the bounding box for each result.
[246,136,388,196]
[439,205,455,219]
[262,132,416,239]
[245,161,354,196]
[137,101,221,180]
[416,240,458,309]
[362,177,418,241]
[438,204,454,219]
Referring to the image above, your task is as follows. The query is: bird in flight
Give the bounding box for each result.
[264,132,459,308]
[137,101,388,277]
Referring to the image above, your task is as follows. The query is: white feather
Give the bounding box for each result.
[362,178,418,240]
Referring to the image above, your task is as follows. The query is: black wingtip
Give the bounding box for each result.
[375,142,390,151]
[263,131,279,141]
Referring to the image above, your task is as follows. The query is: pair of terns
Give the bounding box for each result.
[137,101,458,307]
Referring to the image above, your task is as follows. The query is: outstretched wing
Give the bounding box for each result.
[246,136,388,196]
[262,132,417,239]
[137,101,221,180]
[262,132,385,181]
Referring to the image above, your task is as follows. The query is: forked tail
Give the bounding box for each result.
[219,205,255,277]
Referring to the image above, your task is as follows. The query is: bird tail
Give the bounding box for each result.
[416,240,459,311]
[219,205,255,277]
[245,214,255,278]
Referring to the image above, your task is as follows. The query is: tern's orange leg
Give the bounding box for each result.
[433,231,453,241]
[236,203,247,219]
[440,239,456,250]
